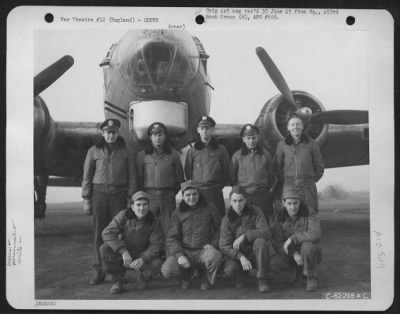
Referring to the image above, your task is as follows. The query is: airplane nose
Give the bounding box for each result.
[136,41,175,86]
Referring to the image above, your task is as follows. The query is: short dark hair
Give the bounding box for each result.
[229,185,247,199]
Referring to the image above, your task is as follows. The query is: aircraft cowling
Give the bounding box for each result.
[34,96,57,172]
[255,90,329,150]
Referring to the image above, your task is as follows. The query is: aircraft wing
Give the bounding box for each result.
[214,122,369,169]
[320,124,369,168]
[46,121,102,180]
[213,124,244,156]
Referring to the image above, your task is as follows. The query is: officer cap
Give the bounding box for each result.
[100,119,121,131]
[131,191,150,203]
[181,180,200,192]
[281,185,302,200]
[196,115,216,128]
[147,122,167,135]
[240,124,259,137]
[229,185,248,199]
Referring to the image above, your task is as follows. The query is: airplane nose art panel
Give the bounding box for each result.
[129,100,188,140]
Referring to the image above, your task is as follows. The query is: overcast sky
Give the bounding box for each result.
[34,27,373,202]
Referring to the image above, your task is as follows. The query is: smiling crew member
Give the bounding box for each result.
[100,191,164,294]
[136,122,184,237]
[82,118,137,285]
[270,185,322,292]
[273,113,324,210]
[219,186,272,293]
[184,115,230,216]
[161,180,223,291]
[231,124,275,222]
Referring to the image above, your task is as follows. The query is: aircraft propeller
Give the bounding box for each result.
[255,47,297,108]
[34,55,74,96]
[255,47,368,125]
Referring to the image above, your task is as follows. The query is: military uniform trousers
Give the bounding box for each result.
[199,186,226,217]
[270,241,322,278]
[100,243,163,280]
[161,247,223,285]
[145,189,176,238]
[92,189,126,273]
[223,238,270,280]
[246,188,273,222]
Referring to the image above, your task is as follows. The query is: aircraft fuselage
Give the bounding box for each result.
[101,29,212,153]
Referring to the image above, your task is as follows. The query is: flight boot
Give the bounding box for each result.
[199,272,211,291]
[306,276,318,292]
[137,271,150,290]
[234,273,245,288]
[88,271,105,285]
[181,269,192,290]
[110,280,124,294]
[257,278,270,293]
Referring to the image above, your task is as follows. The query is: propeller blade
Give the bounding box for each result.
[311,110,368,125]
[34,55,74,96]
[256,47,297,108]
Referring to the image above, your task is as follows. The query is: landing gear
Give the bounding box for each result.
[34,175,48,219]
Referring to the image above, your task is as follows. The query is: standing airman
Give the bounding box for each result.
[273,113,324,210]
[184,115,230,216]
[231,124,275,221]
[82,118,137,285]
[136,122,184,237]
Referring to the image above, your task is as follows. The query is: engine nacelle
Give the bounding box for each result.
[255,90,329,150]
[34,96,57,173]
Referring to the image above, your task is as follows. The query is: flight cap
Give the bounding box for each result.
[181,180,200,192]
[147,122,167,135]
[100,119,121,131]
[240,124,259,137]
[281,185,302,200]
[197,115,216,128]
[131,191,150,203]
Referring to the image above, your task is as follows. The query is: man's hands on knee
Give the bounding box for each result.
[293,251,303,266]
[177,255,191,269]
[83,199,92,215]
[122,250,133,268]
[130,257,144,271]
[239,255,253,271]
[233,235,245,250]
[283,238,292,254]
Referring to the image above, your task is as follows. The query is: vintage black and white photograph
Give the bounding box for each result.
[6,6,394,311]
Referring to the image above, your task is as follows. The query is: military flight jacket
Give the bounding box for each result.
[272,206,321,256]
[166,198,221,259]
[184,138,230,189]
[102,209,163,263]
[273,135,324,185]
[136,148,184,192]
[219,205,271,260]
[81,138,137,199]
[230,146,274,193]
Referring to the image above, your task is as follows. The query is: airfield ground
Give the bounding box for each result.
[35,197,370,301]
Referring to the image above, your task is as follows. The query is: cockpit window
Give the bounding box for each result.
[143,43,174,85]
[132,36,199,88]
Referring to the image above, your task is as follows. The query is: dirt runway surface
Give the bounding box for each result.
[35,200,370,301]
